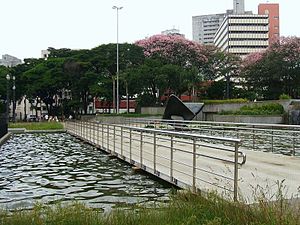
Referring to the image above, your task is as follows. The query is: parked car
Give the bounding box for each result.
[27,115,37,122]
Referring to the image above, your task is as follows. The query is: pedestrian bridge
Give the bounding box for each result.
[65,120,300,203]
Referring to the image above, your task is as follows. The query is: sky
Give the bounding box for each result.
[1,0,298,60]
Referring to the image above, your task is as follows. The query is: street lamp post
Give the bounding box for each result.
[12,76,16,123]
[112,5,123,114]
[6,74,10,124]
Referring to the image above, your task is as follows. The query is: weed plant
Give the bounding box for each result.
[1,190,299,225]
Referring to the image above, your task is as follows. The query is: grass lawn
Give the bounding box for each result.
[8,122,64,130]
[1,191,299,225]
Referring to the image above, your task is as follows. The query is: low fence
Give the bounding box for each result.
[0,114,7,138]
[65,121,245,201]
[124,118,300,156]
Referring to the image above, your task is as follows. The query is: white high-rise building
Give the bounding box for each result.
[0,54,22,67]
[192,13,227,45]
[233,0,245,14]
[214,14,269,57]
[161,28,185,37]
[192,0,252,45]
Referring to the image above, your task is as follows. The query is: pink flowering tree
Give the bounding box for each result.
[132,35,211,103]
[135,34,208,69]
[241,36,300,99]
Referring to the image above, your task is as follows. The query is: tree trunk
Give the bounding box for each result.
[226,77,230,99]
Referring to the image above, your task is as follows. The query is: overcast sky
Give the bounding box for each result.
[1,0,298,60]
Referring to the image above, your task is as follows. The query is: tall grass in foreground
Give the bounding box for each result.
[1,191,299,225]
[8,122,64,130]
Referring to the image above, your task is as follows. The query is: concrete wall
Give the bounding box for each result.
[141,107,165,115]
[202,100,292,122]
[213,115,284,124]
[135,101,294,124]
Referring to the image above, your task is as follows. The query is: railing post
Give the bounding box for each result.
[140,131,143,167]
[129,129,132,163]
[107,124,110,151]
[192,138,196,193]
[101,124,104,148]
[93,122,97,144]
[113,125,116,154]
[271,129,274,152]
[252,127,255,150]
[121,127,123,156]
[292,132,296,156]
[97,122,100,146]
[170,135,174,182]
[234,142,239,202]
[89,122,91,142]
[153,132,157,173]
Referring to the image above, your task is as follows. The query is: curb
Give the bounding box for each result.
[0,133,12,146]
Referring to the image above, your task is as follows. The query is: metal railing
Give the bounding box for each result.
[123,118,300,156]
[65,120,245,201]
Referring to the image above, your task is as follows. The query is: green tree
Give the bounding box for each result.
[242,37,300,100]
[22,58,65,115]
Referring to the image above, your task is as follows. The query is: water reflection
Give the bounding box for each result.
[0,133,171,211]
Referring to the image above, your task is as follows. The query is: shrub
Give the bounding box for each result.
[220,103,284,115]
[279,94,291,100]
[203,99,248,105]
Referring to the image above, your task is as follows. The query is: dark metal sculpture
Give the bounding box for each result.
[163,95,204,121]
[0,113,8,138]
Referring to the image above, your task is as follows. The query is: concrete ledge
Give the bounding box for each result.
[8,128,66,134]
[25,129,66,133]
[213,115,284,124]
[0,133,12,146]
[8,128,26,134]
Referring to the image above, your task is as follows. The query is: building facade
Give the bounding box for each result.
[192,0,252,45]
[258,3,280,43]
[192,13,227,45]
[233,0,245,14]
[41,50,50,59]
[214,14,269,57]
[0,54,22,67]
[161,28,185,37]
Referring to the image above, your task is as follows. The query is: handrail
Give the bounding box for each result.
[100,122,246,166]
[124,118,300,156]
[102,122,241,144]
[125,118,300,130]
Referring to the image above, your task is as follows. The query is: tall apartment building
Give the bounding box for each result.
[233,0,245,14]
[258,3,280,43]
[214,14,269,57]
[161,28,185,37]
[192,13,227,45]
[0,54,22,67]
[192,0,253,45]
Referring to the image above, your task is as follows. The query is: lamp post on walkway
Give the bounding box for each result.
[112,5,123,114]
[6,74,10,124]
[12,76,16,123]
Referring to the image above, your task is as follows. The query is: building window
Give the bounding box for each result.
[264,9,269,14]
